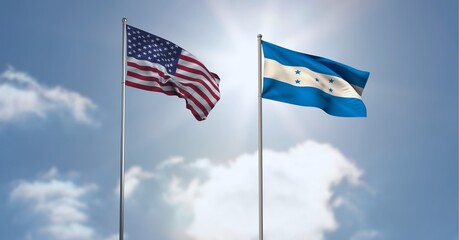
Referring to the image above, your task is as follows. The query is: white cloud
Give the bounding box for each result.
[10,167,97,240]
[157,156,184,169]
[0,66,97,125]
[115,166,154,199]
[164,140,362,240]
[43,166,59,179]
[164,175,201,212]
[331,196,344,208]
[43,223,94,240]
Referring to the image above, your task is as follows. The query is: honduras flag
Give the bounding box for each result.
[262,41,370,117]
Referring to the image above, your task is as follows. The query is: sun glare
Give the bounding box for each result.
[201,0,366,140]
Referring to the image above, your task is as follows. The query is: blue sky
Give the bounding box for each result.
[0,0,457,240]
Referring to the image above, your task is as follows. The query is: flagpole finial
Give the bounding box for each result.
[257,34,262,39]
[122,18,127,23]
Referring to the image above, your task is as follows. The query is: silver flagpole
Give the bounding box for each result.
[257,34,263,240]
[119,17,127,240]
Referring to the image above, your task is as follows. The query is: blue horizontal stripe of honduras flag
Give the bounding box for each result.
[262,41,370,117]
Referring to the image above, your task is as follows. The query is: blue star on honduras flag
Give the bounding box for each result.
[261,41,370,117]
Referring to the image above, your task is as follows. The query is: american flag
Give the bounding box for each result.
[125,25,220,121]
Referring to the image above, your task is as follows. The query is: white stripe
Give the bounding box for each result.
[127,65,167,83]
[126,75,207,118]
[128,57,220,102]
[127,68,217,111]
[127,73,213,113]
[126,64,213,111]
[175,65,220,97]
[264,58,363,99]
[127,57,170,74]
[127,57,219,118]
[175,63,216,88]
[173,74,219,102]
[179,50,220,88]
[126,75,173,92]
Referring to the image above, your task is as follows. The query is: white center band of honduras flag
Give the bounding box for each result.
[261,41,370,117]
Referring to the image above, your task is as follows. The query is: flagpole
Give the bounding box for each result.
[257,33,263,240]
[119,17,127,240]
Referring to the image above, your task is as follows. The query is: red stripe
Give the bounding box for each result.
[175,72,220,101]
[210,72,219,80]
[181,82,215,108]
[128,71,216,108]
[128,62,219,104]
[127,71,168,85]
[179,55,220,85]
[126,81,205,121]
[126,74,209,117]
[176,64,220,92]
[127,61,171,80]
[126,81,177,96]
[175,68,220,99]
[180,55,210,73]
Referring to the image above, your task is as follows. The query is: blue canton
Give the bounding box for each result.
[126,25,182,75]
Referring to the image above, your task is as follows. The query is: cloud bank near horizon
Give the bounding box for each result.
[163,140,363,240]
[10,168,97,240]
[9,140,371,240]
